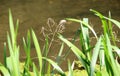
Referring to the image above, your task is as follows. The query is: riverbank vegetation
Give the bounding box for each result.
[0,9,120,76]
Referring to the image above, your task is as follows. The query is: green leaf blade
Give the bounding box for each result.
[32,30,42,76]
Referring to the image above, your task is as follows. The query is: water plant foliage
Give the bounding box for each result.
[0,9,120,76]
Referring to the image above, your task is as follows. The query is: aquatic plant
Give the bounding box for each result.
[59,9,120,76]
[0,9,120,76]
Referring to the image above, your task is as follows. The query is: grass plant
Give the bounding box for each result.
[59,9,120,76]
[0,9,120,76]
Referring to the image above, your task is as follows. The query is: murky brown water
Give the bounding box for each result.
[0,0,120,71]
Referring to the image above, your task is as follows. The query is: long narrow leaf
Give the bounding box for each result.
[66,18,98,40]
[104,16,120,29]
[55,43,64,64]
[90,36,102,76]
[3,43,7,67]
[81,18,91,60]
[9,9,15,48]
[43,57,65,75]
[112,46,120,57]
[42,36,49,75]
[68,60,73,76]
[90,9,109,36]
[0,63,10,76]
[105,34,119,76]
[58,34,88,71]
[33,63,39,76]
[108,11,116,45]
[32,30,42,76]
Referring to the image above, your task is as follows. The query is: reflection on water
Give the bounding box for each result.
[0,0,120,70]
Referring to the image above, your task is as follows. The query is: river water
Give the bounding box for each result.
[0,0,120,70]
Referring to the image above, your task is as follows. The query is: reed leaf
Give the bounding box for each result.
[32,30,42,76]
[42,36,49,75]
[43,57,65,75]
[81,18,91,60]
[66,18,98,40]
[90,9,109,37]
[105,34,119,76]
[68,60,73,76]
[3,43,7,67]
[112,46,120,57]
[108,11,116,45]
[9,9,16,49]
[0,63,10,76]
[104,16,120,29]
[58,34,90,74]
[33,63,39,76]
[7,33,19,76]
[90,36,102,76]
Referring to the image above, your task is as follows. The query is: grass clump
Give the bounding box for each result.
[0,9,120,76]
[0,9,65,76]
[59,9,120,76]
